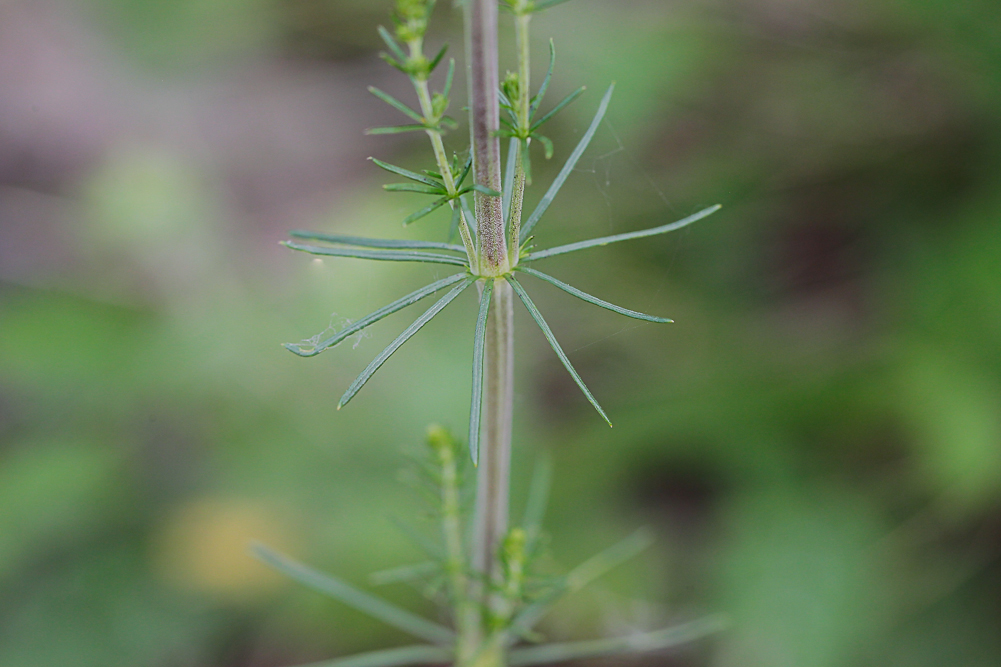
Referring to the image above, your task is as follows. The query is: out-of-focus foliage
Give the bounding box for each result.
[1,0,1000,666]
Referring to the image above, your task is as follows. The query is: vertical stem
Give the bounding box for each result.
[466,0,507,274]
[508,11,531,264]
[468,279,514,665]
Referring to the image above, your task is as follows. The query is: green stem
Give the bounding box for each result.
[410,63,477,265]
[436,431,478,664]
[507,11,531,264]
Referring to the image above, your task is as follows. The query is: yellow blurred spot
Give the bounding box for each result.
[151,497,296,602]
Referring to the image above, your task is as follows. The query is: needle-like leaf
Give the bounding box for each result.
[370,561,441,586]
[447,203,461,243]
[535,134,554,160]
[442,59,455,99]
[532,0,576,10]
[384,183,447,195]
[339,279,473,409]
[521,83,615,241]
[368,87,425,123]
[290,645,452,667]
[508,616,729,666]
[252,544,455,646]
[366,124,431,135]
[468,279,493,465]
[522,454,553,554]
[506,276,611,425]
[284,273,468,358]
[531,86,585,131]
[428,43,448,73]
[389,516,446,560]
[466,184,502,197]
[516,267,672,323]
[370,158,445,188]
[377,26,408,63]
[289,231,465,253]
[508,528,654,639]
[283,241,467,266]
[529,40,556,119]
[403,197,449,226]
[502,138,518,225]
[459,194,477,236]
[524,204,721,262]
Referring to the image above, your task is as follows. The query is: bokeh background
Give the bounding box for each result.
[2,0,1001,665]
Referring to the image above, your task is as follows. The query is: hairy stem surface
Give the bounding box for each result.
[467,278,514,664]
[466,0,507,274]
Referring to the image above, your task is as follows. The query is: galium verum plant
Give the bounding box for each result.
[256,1,725,666]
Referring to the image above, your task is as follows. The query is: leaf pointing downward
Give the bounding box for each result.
[506,276,611,426]
[339,279,474,409]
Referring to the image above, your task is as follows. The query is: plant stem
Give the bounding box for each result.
[507,11,532,261]
[469,277,515,664]
[409,48,477,264]
[466,0,508,275]
[436,430,478,664]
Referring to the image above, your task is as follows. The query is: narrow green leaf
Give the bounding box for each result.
[370,561,441,586]
[442,58,455,99]
[403,197,449,226]
[339,279,473,408]
[370,158,444,188]
[516,267,672,323]
[522,137,533,186]
[447,203,461,243]
[508,616,729,666]
[506,276,611,425]
[384,183,447,195]
[251,544,455,646]
[531,86,585,131]
[524,204,721,261]
[284,273,467,357]
[502,138,519,226]
[497,86,513,109]
[509,528,654,638]
[377,25,408,63]
[440,116,459,130]
[428,43,448,73]
[535,134,554,160]
[283,241,467,267]
[291,644,452,667]
[459,195,477,236]
[366,125,429,135]
[522,453,553,553]
[521,83,615,241]
[468,280,493,466]
[368,87,424,123]
[289,231,465,253]
[529,39,556,119]
[389,516,446,560]
[532,0,575,10]
[471,184,502,197]
[456,155,473,188]
[380,54,409,74]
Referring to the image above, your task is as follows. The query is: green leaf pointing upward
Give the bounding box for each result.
[524,204,721,262]
[520,83,615,241]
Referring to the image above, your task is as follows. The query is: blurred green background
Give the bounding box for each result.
[2,0,1000,665]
